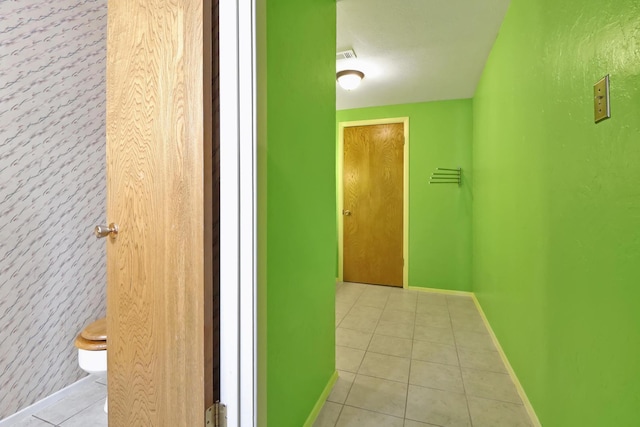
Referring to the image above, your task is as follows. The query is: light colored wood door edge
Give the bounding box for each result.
[302,371,339,427]
[337,117,409,288]
[106,0,212,424]
[471,294,542,427]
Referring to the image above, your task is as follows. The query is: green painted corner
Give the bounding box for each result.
[262,0,337,426]
[256,0,267,425]
[260,0,640,425]
[473,0,640,425]
[337,100,473,292]
[302,371,339,427]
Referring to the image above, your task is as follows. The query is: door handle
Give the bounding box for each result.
[343,210,351,216]
[95,223,118,239]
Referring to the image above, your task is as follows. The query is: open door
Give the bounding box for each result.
[105,1,216,425]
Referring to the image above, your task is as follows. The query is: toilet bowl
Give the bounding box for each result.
[75,318,107,413]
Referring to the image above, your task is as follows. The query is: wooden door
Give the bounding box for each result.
[106,1,215,425]
[343,123,404,287]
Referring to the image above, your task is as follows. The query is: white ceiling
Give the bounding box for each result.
[336,0,511,110]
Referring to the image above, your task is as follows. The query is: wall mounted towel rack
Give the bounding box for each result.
[430,167,461,186]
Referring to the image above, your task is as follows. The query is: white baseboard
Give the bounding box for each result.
[471,295,542,427]
[303,371,339,427]
[407,285,473,297]
[408,286,541,426]
[0,375,96,426]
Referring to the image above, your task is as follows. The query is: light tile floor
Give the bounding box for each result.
[8,283,531,427]
[314,282,532,427]
[9,377,107,427]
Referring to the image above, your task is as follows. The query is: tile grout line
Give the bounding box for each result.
[448,296,475,427]
[335,283,365,328]
[344,286,381,410]
[331,403,344,427]
[32,396,103,427]
[340,404,405,423]
[335,289,531,426]
[345,286,408,420]
[355,289,389,376]
[332,282,361,427]
[332,282,364,426]
[32,415,60,426]
[402,290,418,422]
[451,299,531,407]
[333,283,386,426]
[359,289,385,351]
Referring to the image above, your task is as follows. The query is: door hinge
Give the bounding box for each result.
[206,402,227,427]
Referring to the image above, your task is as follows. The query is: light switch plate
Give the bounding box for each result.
[594,75,610,123]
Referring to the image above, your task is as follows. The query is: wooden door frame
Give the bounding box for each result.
[104,0,257,424]
[219,0,258,425]
[337,118,409,288]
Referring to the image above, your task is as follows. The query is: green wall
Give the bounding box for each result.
[261,0,337,425]
[473,0,640,425]
[337,100,473,291]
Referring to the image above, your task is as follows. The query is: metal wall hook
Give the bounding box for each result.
[429,167,461,186]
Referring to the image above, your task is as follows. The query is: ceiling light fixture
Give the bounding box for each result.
[336,70,365,91]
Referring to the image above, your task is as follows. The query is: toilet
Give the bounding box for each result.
[75,317,108,413]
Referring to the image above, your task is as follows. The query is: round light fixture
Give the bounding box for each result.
[336,70,365,91]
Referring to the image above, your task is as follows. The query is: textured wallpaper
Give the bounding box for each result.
[0,0,107,419]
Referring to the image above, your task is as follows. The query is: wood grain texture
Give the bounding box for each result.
[343,123,404,287]
[106,0,213,425]
[75,335,107,351]
[80,318,107,341]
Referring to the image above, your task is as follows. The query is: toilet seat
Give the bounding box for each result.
[75,317,107,351]
[75,334,106,351]
[81,318,106,341]
[75,317,108,413]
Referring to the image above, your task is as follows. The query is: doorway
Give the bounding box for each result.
[105,1,258,425]
[338,118,409,288]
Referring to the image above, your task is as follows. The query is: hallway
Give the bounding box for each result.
[314,282,532,426]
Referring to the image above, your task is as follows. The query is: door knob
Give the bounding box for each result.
[95,223,118,239]
[343,210,351,216]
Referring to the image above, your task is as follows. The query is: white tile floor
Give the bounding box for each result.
[314,282,532,427]
[9,377,107,427]
[7,283,531,427]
